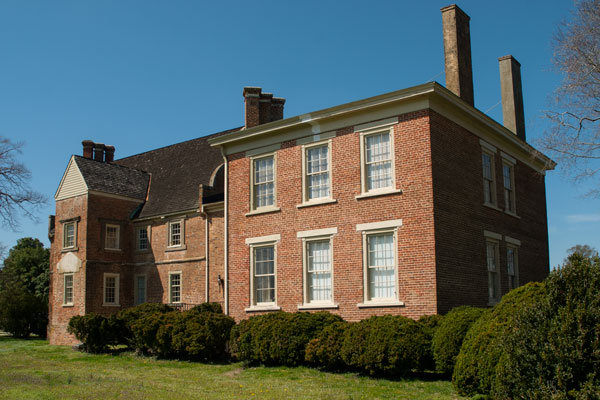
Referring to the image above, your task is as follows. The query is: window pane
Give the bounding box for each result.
[105,277,116,304]
[138,228,148,250]
[170,274,181,303]
[365,133,392,190]
[503,165,512,189]
[136,276,146,305]
[307,241,332,302]
[367,233,396,300]
[64,275,73,304]
[482,153,492,180]
[106,225,119,249]
[254,157,274,208]
[64,223,75,248]
[170,222,181,246]
[254,246,275,303]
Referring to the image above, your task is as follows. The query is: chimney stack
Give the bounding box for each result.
[243,87,286,129]
[499,55,526,141]
[441,4,474,106]
[105,145,115,163]
[93,143,105,162]
[82,140,94,159]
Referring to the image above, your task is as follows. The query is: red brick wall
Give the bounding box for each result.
[208,209,225,306]
[226,111,438,322]
[429,110,550,313]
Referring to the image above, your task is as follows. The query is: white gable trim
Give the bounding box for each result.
[55,156,88,200]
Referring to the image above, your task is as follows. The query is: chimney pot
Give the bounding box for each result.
[499,55,526,141]
[243,87,285,128]
[82,140,94,159]
[105,145,115,163]
[441,4,474,106]
[93,143,105,162]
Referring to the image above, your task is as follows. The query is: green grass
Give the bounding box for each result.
[0,337,462,399]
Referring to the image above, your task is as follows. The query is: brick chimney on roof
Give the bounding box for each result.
[82,140,115,162]
[82,140,94,159]
[499,55,526,141]
[243,87,286,129]
[105,145,115,163]
[441,4,474,106]
[93,143,105,162]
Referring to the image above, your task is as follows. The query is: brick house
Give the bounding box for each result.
[48,4,554,344]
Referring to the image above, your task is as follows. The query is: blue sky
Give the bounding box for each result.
[0,0,597,267]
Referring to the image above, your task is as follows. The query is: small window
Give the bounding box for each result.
[169,272,181,303]
[253,245,276,305]
[486,240,500,304]
[135,275,147,305]
[63,222,76,249]
[105,224,120,250]
[366,232,397,301]
[304,143,331,201]
[305,239,333,304]
[252,155,275,209]
[103,273,120,306]
[363,131,394,192]
[502,162,516,213]
[137,226,149,250]
[168,220,183,247]
[63,274,74,305]
[482,151,497,206]
[507,246,519,290]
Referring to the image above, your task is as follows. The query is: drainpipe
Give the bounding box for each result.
[205,209,209,303]
[220,147,229,315]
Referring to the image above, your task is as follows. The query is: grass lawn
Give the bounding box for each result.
[0,336,462,399]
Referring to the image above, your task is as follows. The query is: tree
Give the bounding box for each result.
[567,244,599,260]
[542,0,600,195]
[0,137,45,230]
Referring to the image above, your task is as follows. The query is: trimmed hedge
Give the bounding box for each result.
[432,306,485,375]
[417,314,444,372]
[340,315,431,377]
[452,282,546,397]
[305,321,349,371]
[230,311,343,366]
[494,254,600,399]
[67,313,124,353]
[117,303,174,347]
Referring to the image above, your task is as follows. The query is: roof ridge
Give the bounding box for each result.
[74,155,151,175]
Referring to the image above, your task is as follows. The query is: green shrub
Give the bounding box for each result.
[230,311,343,366]
[129,311,177,354]
[417,314,444,371]
[67,313,124,353]
[117,303,174,347]
[494,254,600,399]
[432,306,485,375]
[305,321,349,370]
[340,315,431,377]
[452,282,546,397]
[0,283,48,338]
[189,302,223,314]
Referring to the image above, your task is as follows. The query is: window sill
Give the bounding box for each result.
[62,304,74,308]
[245,206,281,216]
[357,300,405,308]
[504,210,521,219]
[245,304,281,312]
[134,249,150,253]
[166,245,187,252]
[102,303,121,307]
[61,247,79,253]
[296,198,337,209]
[104,248,122,252]
[355,188,403,200]
[483,203,502,212]
[298,303,339,310]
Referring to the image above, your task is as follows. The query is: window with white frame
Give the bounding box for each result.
[304,143,331,201]
[63,221,76,249]
[366,231,397,301]
[363,130,394,192]
[168,220,183,247]
[486,240,501,304]
[169,272,181,303]
[63,273,74,305]
[105,224,120,250]
[137,226,149,250]
[103,273,120,306]
[502,162,516,213]
[135,275,147,305]
[253,245,276,305]
[305,239,333,304]
[482,150,497,206]
[507,246,519,290]
[252,155,275,209]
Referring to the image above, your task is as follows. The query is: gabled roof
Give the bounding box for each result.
[115,127,241,218]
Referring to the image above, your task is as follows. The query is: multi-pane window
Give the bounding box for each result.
[482,151,496,205]
[135,275,146,305]
[253,156,275,209]
[137,227,148,250]
[306,240,332,303]
[253,246,275,304]
[306,145,330,200]
[365,132,393,191]
[367,233,396,300]
[486,241,500,303]
[63,222,76,249]
[169,221,182,247]
[507,246,518,290]
[63,274,73,305]
[169,273,181,303]
[503,163,515,213]
[105,224,120,250]
[103,274,119,306]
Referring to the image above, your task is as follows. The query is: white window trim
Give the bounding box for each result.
[299,139,335,207]
[246,239,281,312]
[486,239,501,306]
[168,271,182,304]
[249,152,278,212]
[167,219,185,248]
[134,274,147,305]
[358,126,398,198]
[103,273,120,307]
[63,221,77,250]
[506,244,519,291]
[136,225,151,251]
[104,224,121,250]
[299,230,337,309]
[482,147,498,208]
[501,157,517,216]
[63,273,74,306]
[357,227,404,308]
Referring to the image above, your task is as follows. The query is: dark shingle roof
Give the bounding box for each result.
[74,156,150,200]
[115,127,241,218]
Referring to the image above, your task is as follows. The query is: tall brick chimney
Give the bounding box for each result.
[441,4,474,106]
[105,145,115,163]
[82,140,94,159]
[93,143,105,162]
[243,87,286,129]
[499,55,526,141]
